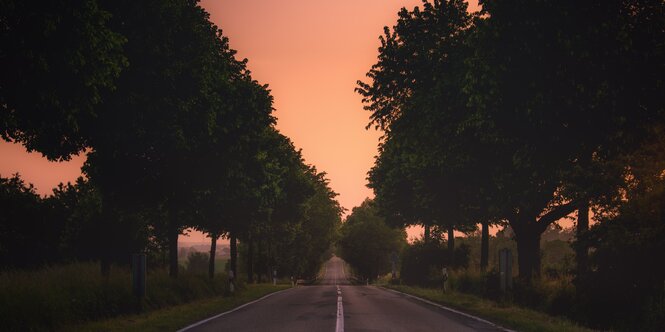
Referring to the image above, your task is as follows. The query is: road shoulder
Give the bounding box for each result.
[380,284,595,332]
[378,286,514,332]
[63,284,290,332]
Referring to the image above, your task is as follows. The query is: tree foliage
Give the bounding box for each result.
[1,0,342,284]
[338,199,406,282]
[0,0,127,160]
[360,0,665,282]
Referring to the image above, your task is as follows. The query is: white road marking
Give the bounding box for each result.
[335,285,344,332]
[176,288,293,332]
[380,287,515,332]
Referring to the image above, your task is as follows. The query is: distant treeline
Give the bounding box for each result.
[0,0,341,282]
[349,0,664,330]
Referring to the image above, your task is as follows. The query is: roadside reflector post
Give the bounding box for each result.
[229,269,235,293]
[499,248,513,292]
[442,267,449,293]
[391,251,398,280]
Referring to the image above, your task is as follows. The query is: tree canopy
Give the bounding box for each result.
[1,0,341,281]
[338,199,406,282]
[359,0,665,281]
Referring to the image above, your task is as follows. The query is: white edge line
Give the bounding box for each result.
[378,287,516,332]
[177,287,294,332]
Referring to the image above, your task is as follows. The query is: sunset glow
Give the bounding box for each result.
[0,0,479,242]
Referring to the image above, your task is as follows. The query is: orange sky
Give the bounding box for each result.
[0,0,480,244]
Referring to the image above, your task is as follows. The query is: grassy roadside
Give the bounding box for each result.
[64,284,290,332]
[381,284,595,332]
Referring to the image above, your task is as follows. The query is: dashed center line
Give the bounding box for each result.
[335,285,344,332]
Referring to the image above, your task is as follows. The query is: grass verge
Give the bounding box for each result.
[381,284,595,332]
[0,262,238,330]
[64,283,290,332]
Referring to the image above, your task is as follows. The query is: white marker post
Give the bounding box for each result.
[229,269,235,294]
[442,267,449,293]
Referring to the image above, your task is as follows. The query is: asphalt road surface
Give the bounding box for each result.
[181,256,507,332]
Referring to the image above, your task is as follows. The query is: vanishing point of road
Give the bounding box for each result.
[180,256,509,332]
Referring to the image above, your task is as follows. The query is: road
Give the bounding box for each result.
[181,256,506,332]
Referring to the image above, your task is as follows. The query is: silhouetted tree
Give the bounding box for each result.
[338,199,406,282]
[0,174,53,268]
[361,0,491,271]
[361,0,665,282]
[0,0,127,160]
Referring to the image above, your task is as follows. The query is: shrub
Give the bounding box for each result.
[186,252,209,275]
[0,262,230,331]
[400,240,470,286]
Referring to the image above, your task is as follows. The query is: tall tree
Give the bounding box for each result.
[363,0,665,281]
[0,0,127,160]
[465,0,665,279]
[362,0,486,266]
[338,199,406,282]
[81,0,262,277]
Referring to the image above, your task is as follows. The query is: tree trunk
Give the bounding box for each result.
[247,234,254,283]
[480,221,489,272]
[168,220,179,278]
[208,233,218,279]
[513,223,541,282]
[423,224,430,242]
[447,226,455,266]
[230,232,237,279]
[576,201,589,274]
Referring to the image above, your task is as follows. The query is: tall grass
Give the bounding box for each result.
[446,268,577,316]
[382,284,594,332]
[0,262,232,331]
[381,267,581,325]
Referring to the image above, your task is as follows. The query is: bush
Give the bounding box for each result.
[642,293,665,332]
[0,262,230,331]
[186,252,209,275]
[400,240,470,286]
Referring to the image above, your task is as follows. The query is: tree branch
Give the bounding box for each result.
[536,200,579,233]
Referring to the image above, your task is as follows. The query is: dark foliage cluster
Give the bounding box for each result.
[359,0,665,329]
[337,199,406,282]
[400,239,469,287]
[0,175,104,269]
[0,0,342,283]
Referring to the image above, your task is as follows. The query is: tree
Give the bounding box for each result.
[193,77,275,279]
[362,0,665,281]
[1,0,126,160]
[274,167,343,279]
[465,0,665,280]
[46,177,104,263]
[0,174,52,268]
[81,0,256,277]
[574,149,665,329]
[361,0,489,270]
[338,199,406,282]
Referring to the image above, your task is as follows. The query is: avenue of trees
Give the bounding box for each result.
[357,0,664,329]
[0,0,341,281]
